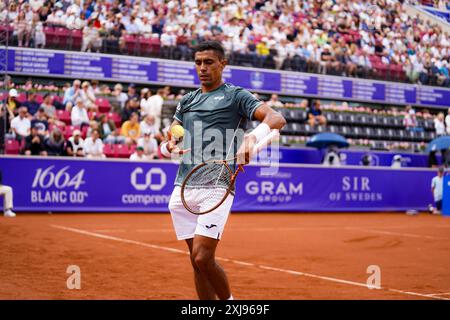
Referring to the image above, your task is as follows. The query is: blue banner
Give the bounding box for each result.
[2,47,450,109]
[0,156,435,212]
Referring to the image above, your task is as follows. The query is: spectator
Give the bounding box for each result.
[121,112,140,145]
[146,88,165,131]
[130,146,147,161]
[98,114,125,144]
[24,125,47,156]
[44,127,66,156]
[23,92,41,115]
[127,83,139,101]
[10,106,31,142]
[31,108,49,137]
[6,88,21,116]
[40,94,57,119]
[434,112,446,136]
[403,105,419,131]
[111,83,128,112]
[137,131,159,159]
[266,94,283,108]
[431,166,444,215]
[63,79,82,107]
[83,129,105,158]
[140,114,161,139]
[71,98,90,128]
[140,88,153,117]
[33,14,46,48]
[0,170,16,217]
[307,100,327,127]
[66,129,84,157]
[79,81,98,112]
[445,108,450,135]
[15,10,32,47]
[81,19,101,52]
[121,97,140,122]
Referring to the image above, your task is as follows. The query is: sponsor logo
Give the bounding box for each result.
[123,167,169,205]
[30,166,88,204]
[245,180,303,203]
[130,167,166,191]
[205,224,217,229]
[213,96,225,101]
[329,176,383,202]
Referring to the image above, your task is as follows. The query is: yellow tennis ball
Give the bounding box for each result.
[171,124,185,139]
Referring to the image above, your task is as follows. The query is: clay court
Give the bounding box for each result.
[0,212,449,300]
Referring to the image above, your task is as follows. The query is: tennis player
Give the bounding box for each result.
[160,41,286,300]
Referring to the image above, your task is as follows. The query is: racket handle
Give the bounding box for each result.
[252,129,280,155]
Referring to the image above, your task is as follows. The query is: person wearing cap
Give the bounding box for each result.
[431,167,445,215]
[6,88,21,116]
[66,129,84,157]
[129,146,147,161]
[24,125,47,156]
[111,83,128,112]
[127,84,139,101]
[0,170,16,217]
[137,130,158,159]
[391,155,402,168]
[10,106,31,142]
[139,88,152,117]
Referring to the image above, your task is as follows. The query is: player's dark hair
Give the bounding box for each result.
[193,41,225,60]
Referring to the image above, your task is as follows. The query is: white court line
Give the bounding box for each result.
[50,224,449,300]
[347,228,450,240]
[426,292,450,296]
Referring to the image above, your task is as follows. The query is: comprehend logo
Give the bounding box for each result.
[131,167,167,191]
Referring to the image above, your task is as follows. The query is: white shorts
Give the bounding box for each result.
[168,186,234,241]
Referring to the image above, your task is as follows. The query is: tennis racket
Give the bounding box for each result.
[180,129,280,215]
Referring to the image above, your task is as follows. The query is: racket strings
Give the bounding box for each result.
[182,162,233,214]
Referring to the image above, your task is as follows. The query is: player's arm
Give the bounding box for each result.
[238,103,286,164]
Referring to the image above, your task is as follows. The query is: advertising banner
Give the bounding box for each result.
[2,47,450,108]
[0,157,435,212]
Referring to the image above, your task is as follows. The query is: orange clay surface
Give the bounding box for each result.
[0,212,449,300]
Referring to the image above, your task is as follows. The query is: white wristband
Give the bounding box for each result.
[249,123,271,143]
[160,142,171,158]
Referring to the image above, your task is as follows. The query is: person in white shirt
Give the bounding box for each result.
[11,106,31,140]
[140,88,152,117]
[140,114,160,136]
[83,129,105,158]
[445,108,450,135]
[137,131,159,159]
[146,88,164,131]
[68,129,84,157]
[431,167,444,215]
[71,98,90,127]
[130,146,147,161]
[434,112,446,136]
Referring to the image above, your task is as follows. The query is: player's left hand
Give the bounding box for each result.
[237,134,256,165]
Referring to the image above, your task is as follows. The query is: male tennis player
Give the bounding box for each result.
[160,41,286,300]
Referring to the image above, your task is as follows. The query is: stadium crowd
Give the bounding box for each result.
[0,78,442,158]
[1,0,450,87]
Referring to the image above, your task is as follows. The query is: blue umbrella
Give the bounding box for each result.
[306,132,349,149]
[426,135,450,152]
